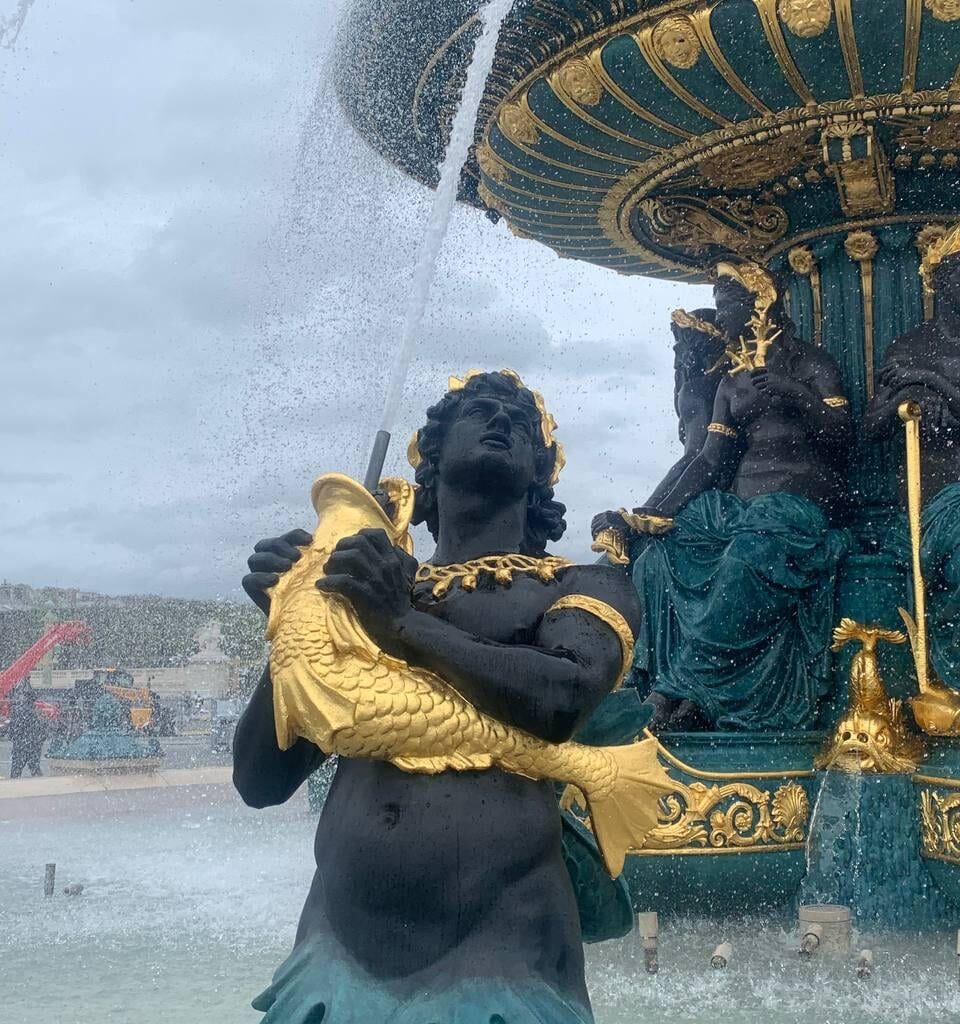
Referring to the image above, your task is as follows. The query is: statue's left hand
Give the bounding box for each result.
[317,529,419,651]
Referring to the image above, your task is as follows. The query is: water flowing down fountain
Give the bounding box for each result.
[333,0,960,937]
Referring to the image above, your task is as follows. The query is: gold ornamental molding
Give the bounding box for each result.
[634,778,810,855]
[567,734,813,857]
[844,231,880,398]
[788,245,823,346]
[926,0,960,21]
[473,0,960,279]
[919,786,960,864]
[917,223,951,319]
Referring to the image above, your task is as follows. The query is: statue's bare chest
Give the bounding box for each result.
[413,576,560,645]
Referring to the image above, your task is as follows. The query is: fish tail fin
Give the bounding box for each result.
[585,737,673,879]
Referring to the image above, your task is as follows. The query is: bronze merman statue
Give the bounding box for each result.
[594,262,852,733]
[233,370,670,1024]
[865,226,960,696]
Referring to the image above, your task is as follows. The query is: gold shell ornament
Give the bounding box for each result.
[554,57,604,106]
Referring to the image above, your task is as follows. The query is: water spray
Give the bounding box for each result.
[710,942,732,969]
[637,911,659,974]
[362,0,515,491]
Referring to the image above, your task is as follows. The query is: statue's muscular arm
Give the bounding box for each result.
[233,668,326,808]
[395,566,640,744]
[233,528,326,809]
[319,530,641,746]
[643,381,739,517]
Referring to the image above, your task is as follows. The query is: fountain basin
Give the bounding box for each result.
[567,732,822,916]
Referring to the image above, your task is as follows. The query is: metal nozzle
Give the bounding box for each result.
[856,949,873,980]
[799,923,823,958]
[710,942,732,969]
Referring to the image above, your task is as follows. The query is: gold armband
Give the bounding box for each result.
[547,595,635,689]
[707,422,738,439]
[823,396,849,408]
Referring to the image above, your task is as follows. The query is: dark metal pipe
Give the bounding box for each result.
[363,430,392,493]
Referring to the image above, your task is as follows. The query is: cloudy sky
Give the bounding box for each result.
[1,0,709,600]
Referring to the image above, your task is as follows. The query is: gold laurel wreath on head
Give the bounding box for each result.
[670,308,724,339]
[407,368,566,487]
[920,223,960,296]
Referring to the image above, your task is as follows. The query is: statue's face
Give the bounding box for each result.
[935,254,960,307]
[713,278,755,341]
[437,391,538,499]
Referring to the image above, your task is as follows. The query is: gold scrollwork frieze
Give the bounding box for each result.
[570,766,811,856]
[919,786,960,864]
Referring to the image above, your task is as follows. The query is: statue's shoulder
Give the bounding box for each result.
[554,561,641,634]
[883,321,942,362]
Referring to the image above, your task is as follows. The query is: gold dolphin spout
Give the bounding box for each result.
[265,473,674,878]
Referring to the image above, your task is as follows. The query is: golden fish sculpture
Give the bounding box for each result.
[266,473,674,878]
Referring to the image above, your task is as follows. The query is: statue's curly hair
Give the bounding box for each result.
[410,371,567,556]
[670,307,726,367]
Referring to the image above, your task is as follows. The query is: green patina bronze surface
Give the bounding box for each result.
[630,490,850,730]
[336,0,960,929]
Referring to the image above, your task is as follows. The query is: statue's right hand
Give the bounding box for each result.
[242,529,313,615]
[591,510,628,539]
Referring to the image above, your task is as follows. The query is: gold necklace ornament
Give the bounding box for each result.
[406,368,567,487]
[416,553,573,599]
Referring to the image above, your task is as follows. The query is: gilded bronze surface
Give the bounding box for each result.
[566,752,811,856]
[778,0,833,38]
[415,553,573,600]
[919,787,960,865]
[816,619,924,774]
[267,473,674,879]
[896,401,960,735]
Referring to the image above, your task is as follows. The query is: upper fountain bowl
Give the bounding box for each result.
[336,0,960,281]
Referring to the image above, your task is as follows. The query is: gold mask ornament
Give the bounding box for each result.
[407,368,566,487]
[715,260,783,374]
[920,223,960,297]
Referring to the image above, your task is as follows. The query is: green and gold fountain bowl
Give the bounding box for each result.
[337,0,960,280]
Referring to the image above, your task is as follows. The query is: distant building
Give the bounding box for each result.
[28,620,241,700]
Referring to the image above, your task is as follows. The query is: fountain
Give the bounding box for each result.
[332,0,960,940]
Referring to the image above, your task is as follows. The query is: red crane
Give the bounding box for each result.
[0,621,91,718]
